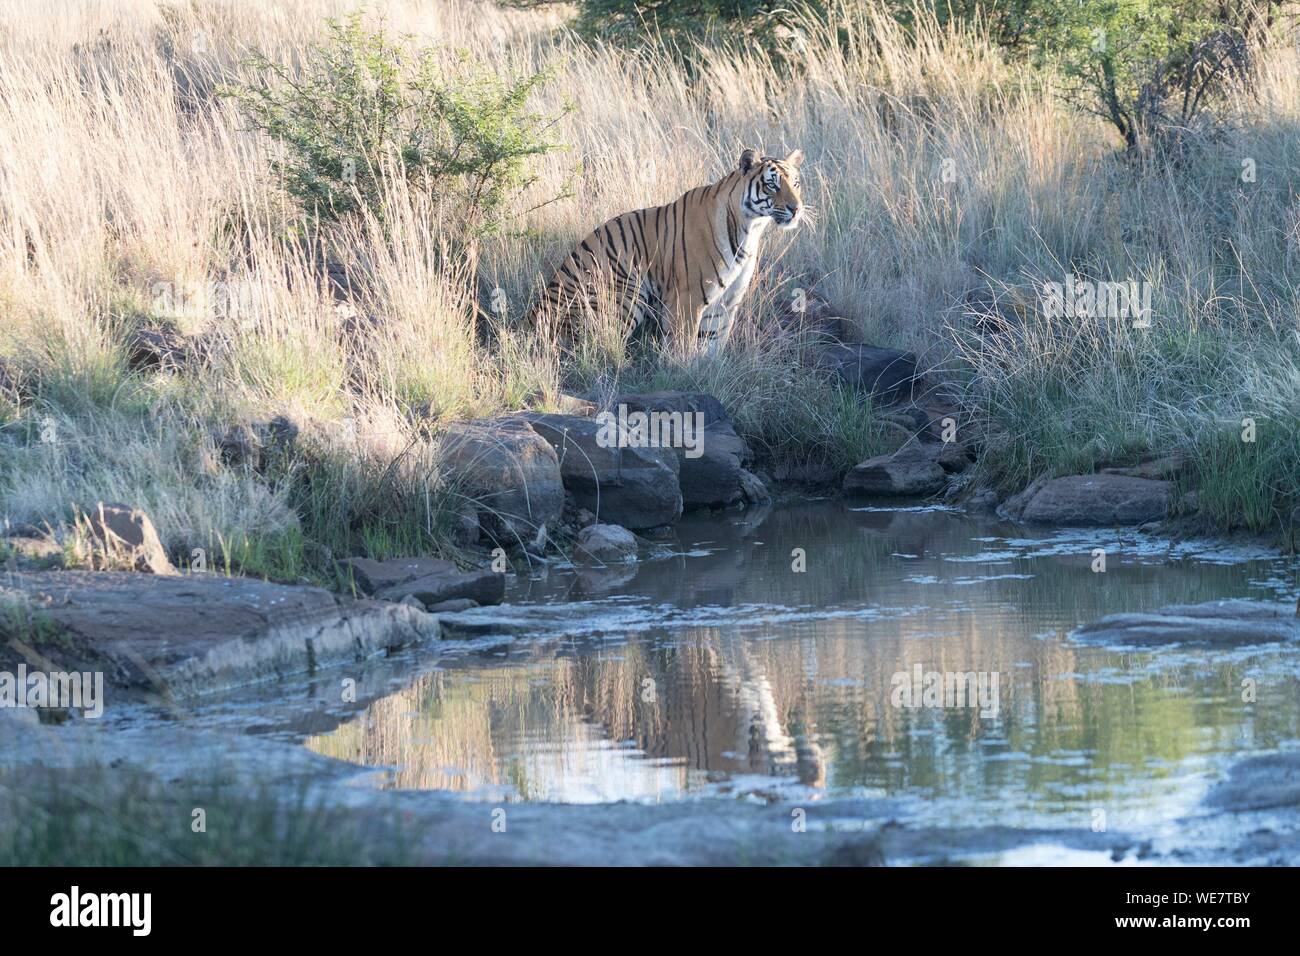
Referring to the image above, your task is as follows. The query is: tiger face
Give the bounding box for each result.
[738,148,805,231]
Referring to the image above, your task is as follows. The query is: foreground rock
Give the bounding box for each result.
[439,417,565,545]
[338,556,504,608]
[999,474,1170,526]
[1073,599,1300,647]
[615,391,752,509]
[1,526,63,570]
[0,570,439,697]
[83,502,176,575]
[575,524,638,564]
[812,343,917,403]
[518,413,682,530]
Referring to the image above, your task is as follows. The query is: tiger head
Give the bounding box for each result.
[738,148,805,231]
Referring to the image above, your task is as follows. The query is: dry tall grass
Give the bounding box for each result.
[2,0,1299,575]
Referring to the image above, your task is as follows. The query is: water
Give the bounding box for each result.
[303,501,1300,835]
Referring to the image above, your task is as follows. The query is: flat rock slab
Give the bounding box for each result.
[1001,474,1170,526]
[1,571,440,698]
[1073,599,1300,647]
[339,556,504,606]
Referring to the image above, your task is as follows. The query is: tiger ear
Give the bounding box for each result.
[785,149,805,168]
[738,148,759,173]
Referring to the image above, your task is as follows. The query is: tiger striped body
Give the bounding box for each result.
[539,148,805,350]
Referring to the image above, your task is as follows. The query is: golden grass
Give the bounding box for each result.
[2,0,1299,567]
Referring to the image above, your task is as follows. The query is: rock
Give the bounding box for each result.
[217,423,261,468]
[843,444,948,497]
[0,531,63,570]
[516,413,682,530]
[259,414,300,449]
[613,390,731,428]
[338,556,505,607]
[126,327,188,373]
[575,523,638,564]
[423,598,478,614]
[812,344,917,403]
[1000,474,1170,526]
[932,441,973,473]
[556,393,598,417]
[1204,751,1300,812]
[613,392,750,509]
[738,469,771,504]
[1100,451,1187,480]
[964,489,999,514]
[773,286,854,339]
[83,502,176,575]
[439,417,565,544]
[0,570,440,697]
[1073,599,1300,647]
[398,594,426,611]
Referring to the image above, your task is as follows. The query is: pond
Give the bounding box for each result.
[301,500,1300,838]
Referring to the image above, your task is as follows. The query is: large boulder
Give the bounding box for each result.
[0,570,439,698]
[812,344,917,403]
[439,418,565,545]
[613,391,749,509]
[843,444,948,497]
[337,556,504,606]
[1073,599,1300,647]
[1000,474,1170,526]
[83,503,176,575]
[516,413,682,530]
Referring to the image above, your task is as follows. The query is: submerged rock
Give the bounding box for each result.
[575,523,638,564]
[999,474,1170,526]
[422,598,478,614]
[0,570,440,697]
[1204,751,1300,812]
[1073,599,1300,647]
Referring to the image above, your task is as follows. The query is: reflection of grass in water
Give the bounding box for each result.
[0,768,412,866]
[311,503,1300,813]
[306,657,655,797]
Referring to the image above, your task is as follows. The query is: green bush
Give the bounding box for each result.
[225,13,569,231]
[1035,0,1277,153]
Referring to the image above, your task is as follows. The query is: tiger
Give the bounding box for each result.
[537,148,806,351]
